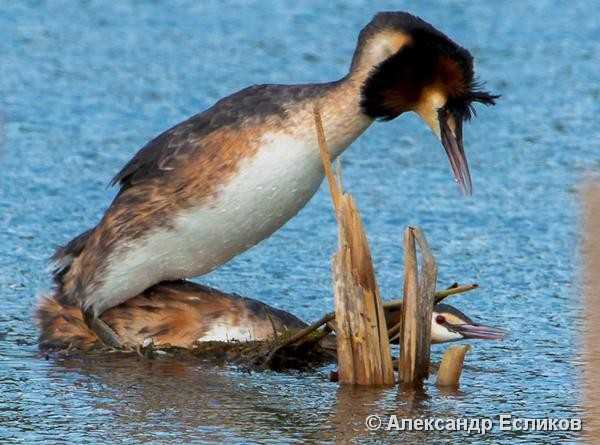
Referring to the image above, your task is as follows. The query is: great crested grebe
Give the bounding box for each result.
[52,12,497,348]
[37,280,506,351]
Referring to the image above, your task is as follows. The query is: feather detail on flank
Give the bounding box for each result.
[36,281,306,351]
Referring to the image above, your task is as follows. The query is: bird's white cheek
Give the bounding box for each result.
[430,320,463,344]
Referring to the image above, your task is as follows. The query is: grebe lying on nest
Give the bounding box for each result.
[37,280,505,352]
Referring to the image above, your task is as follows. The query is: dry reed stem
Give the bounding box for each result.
[436,345,471,388]
[314,106,394,386]
[398,227,437,389]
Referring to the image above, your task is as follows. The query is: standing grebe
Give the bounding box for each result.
[52,12,497,347]
[37,281,506,351]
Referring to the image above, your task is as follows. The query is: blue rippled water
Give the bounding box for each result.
[1,1,599,443]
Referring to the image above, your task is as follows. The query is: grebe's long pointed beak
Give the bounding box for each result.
[452,322,507,341]
[439,110,472,196]
[416,97,473,196]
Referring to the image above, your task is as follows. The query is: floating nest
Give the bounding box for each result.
[120,330,337,371]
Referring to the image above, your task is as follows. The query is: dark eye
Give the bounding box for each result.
[435,315,446,324]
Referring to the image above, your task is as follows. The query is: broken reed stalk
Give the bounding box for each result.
[332,199,395,385]
[314,106,394,386]
[414,227,437,370]
[436,345,471,388]
[314,105,342,213]
[398,226,437,389]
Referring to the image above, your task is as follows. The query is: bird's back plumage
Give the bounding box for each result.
[37,280,307,351]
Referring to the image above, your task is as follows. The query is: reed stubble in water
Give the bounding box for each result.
[436,345,471,388]
[314,106,473,388]
[398,226,436,389]
[314,106,394,386]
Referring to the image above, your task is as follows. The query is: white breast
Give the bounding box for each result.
[95,132,325,313]
[173,131,326,276]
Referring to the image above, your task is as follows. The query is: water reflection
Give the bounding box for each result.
[46,355,334,442]
[331,385,389,442]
